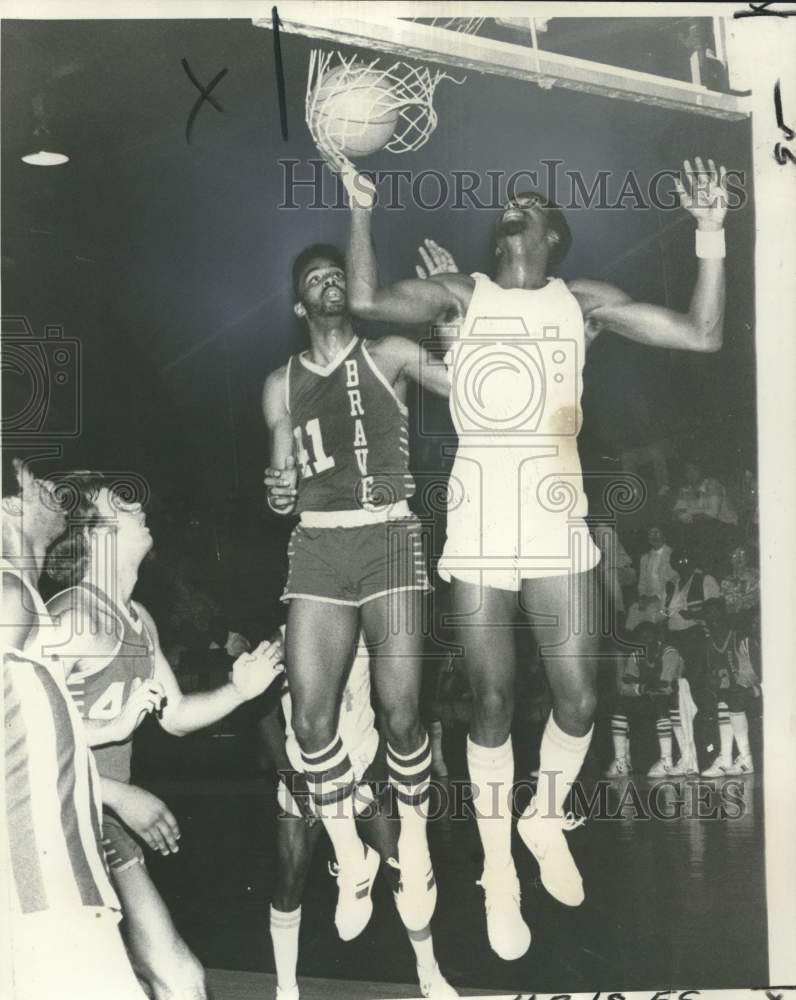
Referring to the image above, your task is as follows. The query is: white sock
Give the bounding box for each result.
[610,713,628,760]
[387,736,432,864]
[270,904,301,991]
[715,701,733,762]
[534,715,593,818]
[466,735,514,871]
[405,923,436,973]
[656,717,673,761]
[301,736,364,870]
[729,711,751,758]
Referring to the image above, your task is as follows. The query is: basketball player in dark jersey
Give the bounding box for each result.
[263,244,450,941]
[342,158,727,959]
[44,474,284,1000]
[2,454,149,1000]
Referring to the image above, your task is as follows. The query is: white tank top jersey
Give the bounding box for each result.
[279,629,378,773]
[439,273,601,588]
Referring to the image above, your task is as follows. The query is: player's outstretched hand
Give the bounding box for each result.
[231,640,285,701]
[114,679,167,741]
[416,238,459,278]
[264,454,298,513]
[113,785,181,856]
[674,157,728,230]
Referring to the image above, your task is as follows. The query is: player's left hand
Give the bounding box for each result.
[231,640,285,701]
[416,238,459,278]
[674,157,728,230]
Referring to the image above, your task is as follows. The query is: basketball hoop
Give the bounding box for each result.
[306,50,463,168]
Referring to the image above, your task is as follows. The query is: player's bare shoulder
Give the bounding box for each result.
[567,277,632,314]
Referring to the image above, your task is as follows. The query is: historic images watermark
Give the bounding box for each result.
[278,159,748,212]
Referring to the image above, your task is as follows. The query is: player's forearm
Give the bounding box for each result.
[347,207,382,318]
[99,776,130,812]
[160,682,245,736]
[685,246,725,353]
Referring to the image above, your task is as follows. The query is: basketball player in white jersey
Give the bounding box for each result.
[43,472,284,1000]
[263,244,450,942]
[343,157,727,959]
[2,454,152,1000]
[258,627,457,1000]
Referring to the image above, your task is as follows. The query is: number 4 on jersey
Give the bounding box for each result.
[87,680,127,720]
[294,418,335,477]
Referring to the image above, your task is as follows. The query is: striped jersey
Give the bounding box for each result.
[2,566,120,917]
[286,336,414,513]
[58,582,156,783]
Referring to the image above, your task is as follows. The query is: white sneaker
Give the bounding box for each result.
[328,844,380,941]
[606,756,632,777]
[647,757,674,778]
[671,756,698,776]
[518,801,585,907]
[731,753,755,775]
[701,756,734,778]
[418,961,459,998]
[275,986,299,1000]
[387,854,437,932]
[476,862,531,960]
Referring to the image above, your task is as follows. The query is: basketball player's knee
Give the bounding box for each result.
[559,688,597,728]
[381,704,422,751]
[292,708,336,751]
[473,686,513,729]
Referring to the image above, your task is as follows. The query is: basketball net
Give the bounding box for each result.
[306,49,463,171]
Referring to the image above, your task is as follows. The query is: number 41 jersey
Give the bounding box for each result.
[286,336,415,513]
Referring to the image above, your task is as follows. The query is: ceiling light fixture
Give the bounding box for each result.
[21,94,69,166]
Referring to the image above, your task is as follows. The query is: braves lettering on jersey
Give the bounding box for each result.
[439,273,601,587]
[286,337,414,513]
[3,566,119,917]
[59,582,156,783]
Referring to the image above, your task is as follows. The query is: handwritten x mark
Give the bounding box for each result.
[181,58,229,145]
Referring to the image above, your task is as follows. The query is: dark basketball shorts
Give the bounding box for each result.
[281,516,431,606]
[102,810,145,873]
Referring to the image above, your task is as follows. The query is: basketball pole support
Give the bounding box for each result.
[253,7,750,122]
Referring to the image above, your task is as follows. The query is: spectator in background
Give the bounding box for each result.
[625,525,678,631]
[673,461,738,571]
[663,548,720,683]
[699,598,760,777]
[606,623,682,779]
[208,614,252,659]
[620,439,671,496]
[720,544,760,626]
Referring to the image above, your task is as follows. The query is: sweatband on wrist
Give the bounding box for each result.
[695,227,725,259]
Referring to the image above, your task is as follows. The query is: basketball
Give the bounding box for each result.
[309,64,399,157]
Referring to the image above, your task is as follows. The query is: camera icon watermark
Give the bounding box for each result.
[1,316,81,438]
[430,317,581,439]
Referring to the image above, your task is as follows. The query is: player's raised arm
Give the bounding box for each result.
[344,168,468,326]
[571,158,726,354]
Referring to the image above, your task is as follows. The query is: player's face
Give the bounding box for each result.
[496,193,551,251]
[93,486,153,560]
[648,527,664,549]
[703,605,725,635]
[730,546,748,570]
[296,259,347,319]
